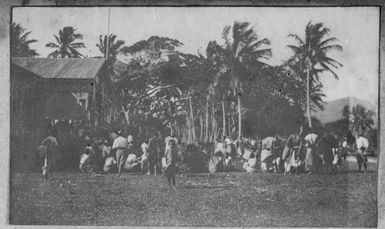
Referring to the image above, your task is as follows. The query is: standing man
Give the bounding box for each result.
[261,132,278,173]
[164,138,178,190]
[341,137,348,160]
[111,130,129,177]
[304,131,318,174]
[317,132,339,174]
[36,129,59,179]
[148,131,161,175]
[281,127,304,174]
[355,133,369,173]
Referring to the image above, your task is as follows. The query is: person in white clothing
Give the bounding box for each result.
[111,130,129,176]
[103,156,116,173]
[141,142,149,174]
[243,152,257,173]
[79,144,94,173]
[341,137,348,160]
[356,134,369,172]
[304,132,318,174]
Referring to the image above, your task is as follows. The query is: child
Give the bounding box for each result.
[209,151,224,173]
[79,144,94,173]
[164,138,178,190]
[243,152,257,173]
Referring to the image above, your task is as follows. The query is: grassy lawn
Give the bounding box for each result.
[9,159,377,227]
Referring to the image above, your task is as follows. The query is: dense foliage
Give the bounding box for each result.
[13,20,350,142]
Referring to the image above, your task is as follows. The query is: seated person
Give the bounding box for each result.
[103,156,116,173]
[223,152,233,171]
[79,144,94,173]
[332,148,343,169]
[209,151,224,173]
[124,153,140,172]
[243,152,257,173]
[100,140,111,160]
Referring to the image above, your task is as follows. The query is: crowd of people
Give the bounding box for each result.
[208,128,371,175]
[35,125,372,189]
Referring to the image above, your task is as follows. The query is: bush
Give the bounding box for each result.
[181,144,210,173]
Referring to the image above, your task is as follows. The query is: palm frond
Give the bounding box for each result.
[288,33,304,45]
[317,37,338,48]
[252,48,273,59]
[324,57,343,68]
[46,42,59,48]
[320,62,339,79]
[70,42,86,48]
[321,44,343,52]
[248,38,271,50]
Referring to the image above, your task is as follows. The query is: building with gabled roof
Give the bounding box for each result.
[11,57,111,141]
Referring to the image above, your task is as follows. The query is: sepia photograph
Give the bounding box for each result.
[7,4,380,227]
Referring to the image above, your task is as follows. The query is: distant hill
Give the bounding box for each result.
[313,97,378,128]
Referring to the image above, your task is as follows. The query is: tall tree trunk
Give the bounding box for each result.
[228,115,231,139]
[222,97,226,140]
[185,112,191,144]
[205,95,210,143]
[189,97,196,144]
[237,93,242,140]
[212,104,217,142]
[122,106,130,126]
[199,113,204,143]
[306,63,312,129]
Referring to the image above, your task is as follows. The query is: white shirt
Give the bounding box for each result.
[356,137,369,149]
[126,154,137,164]
[127,135,133,143]
[80,153,90,164]
[304,133,318,146]
[104,156,116,167]
[112,136,128,149]
[215,142,225,153]
[342,141,348,148]
[141,142,149,153]
[248,158,257,168]
[101,145,111,158]
[225,138,233,145]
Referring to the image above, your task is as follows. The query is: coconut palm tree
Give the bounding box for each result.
[11,22,38,57]
[287,21,343,128]
[221,21,272,140]
[46,26,85,58]
[96,34,125,83]
[96,33,125,59]
[351,104,374,138]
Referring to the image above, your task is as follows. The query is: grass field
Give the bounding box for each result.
[9,158,377,227]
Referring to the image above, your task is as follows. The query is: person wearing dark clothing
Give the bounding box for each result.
[317,133,339,174]
[148,134,161,175]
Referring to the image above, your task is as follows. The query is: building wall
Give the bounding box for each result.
[10,64,49,143]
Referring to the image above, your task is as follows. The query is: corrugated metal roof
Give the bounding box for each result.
[12,57,106,79]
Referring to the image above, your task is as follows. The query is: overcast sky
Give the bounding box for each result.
[13,7,379,104]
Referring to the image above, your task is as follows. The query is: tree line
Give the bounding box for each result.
[11,21,374,143]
